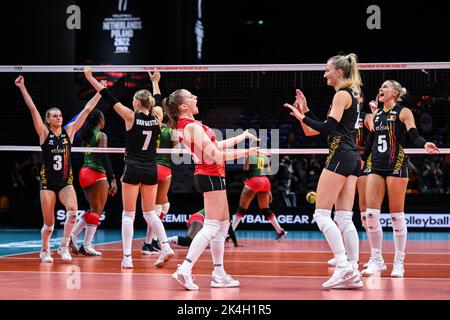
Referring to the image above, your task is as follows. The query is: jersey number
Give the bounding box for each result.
[377,135,388,153]
[53,155,63,171]
[142,131,153,150]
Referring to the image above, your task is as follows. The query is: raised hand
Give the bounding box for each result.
[284,103,305,122]
[295,89,309,113]
[15,75,25,89]
[84,67,93,79]
[369,99,378,113]
[148,68,161,83]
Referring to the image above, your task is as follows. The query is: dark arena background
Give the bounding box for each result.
[0,0,449,313]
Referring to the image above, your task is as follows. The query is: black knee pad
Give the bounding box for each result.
[261,208,274,219]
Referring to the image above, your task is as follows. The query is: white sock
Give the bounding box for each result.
[366,208,383,259]
[143,211,169,250]
[84,225,97,245]
[334,211,359,265]
[72,217,87,237]
[62,211,78,247]
[210,220,229,276]
[391,212,407,261]
[360,211,374,250]
[179,219,220,274]
[313,209,348,263]
[41,224,54,251]
[122,211,135,256]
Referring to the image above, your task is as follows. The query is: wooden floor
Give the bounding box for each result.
[0,238,449,300]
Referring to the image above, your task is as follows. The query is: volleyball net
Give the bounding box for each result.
[0,62,449,152]
[0,63,449,196]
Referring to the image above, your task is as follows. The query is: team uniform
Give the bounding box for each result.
[121,112,161,185]
[79,128,107,188]
[370,104,408,178]
[324,88,361,177]
[177,118,226,193]
[356,112,372,176]
[40,128,73,193]
[156,125,173,181]
[244,155,271,193]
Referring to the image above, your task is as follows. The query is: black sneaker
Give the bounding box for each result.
[151,239,161,251]
[142,242,159,255]
[275,230,288,242]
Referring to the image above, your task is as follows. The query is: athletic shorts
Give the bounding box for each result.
[157,164,172,182]
[244,176,271,193]
[121,164,157,185]
[41,181,72,194]
[193,174,226,193]
[187,212,205,227]
[324,159,361,177]
[368,166,409,179]
[79,167,107,188]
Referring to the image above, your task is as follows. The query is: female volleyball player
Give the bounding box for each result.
[327,90,376,268]
[284,53,363,289]
[167,208,206,247]
[69,109,118,256]
[84,67,174,269]
[232,154,287,241]
[361,80,439,278]
[142,95,179,254]
[164,89,263,290]
[15,75,103,263]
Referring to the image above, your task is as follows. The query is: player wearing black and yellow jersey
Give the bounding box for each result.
[361,80,439,278]
[84,67,174,269]
[15,75,103,263]
[284,53,362,289]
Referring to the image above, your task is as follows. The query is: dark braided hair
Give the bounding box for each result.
[81,109,104,144]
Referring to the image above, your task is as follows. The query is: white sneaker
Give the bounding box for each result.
[363,257,375,269]
[327,258,336,267]
[80,244,102,256]
[172,265,199,291]
[57,246,72,261]
[154,247,175,268]
[121,255,134,269]
[322,261,358,288]
[361,257,387,276]
[391,260,405,278]
[332,269,363,289]
[40,250,54,263]
[211,271,240,288]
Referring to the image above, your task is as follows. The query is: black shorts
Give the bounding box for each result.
[193,174,226,193]
[121,164,158,185]
[369,167,409,179]
[324,159,361,177]
[41,181,72,194]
